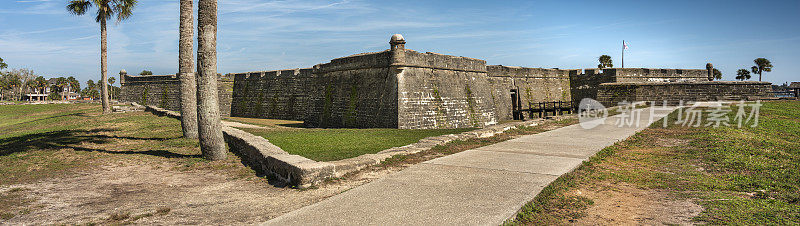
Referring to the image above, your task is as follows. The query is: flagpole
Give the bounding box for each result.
[622,40,625,68]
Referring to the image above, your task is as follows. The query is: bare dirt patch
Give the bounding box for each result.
[571,182,703,225]
[0,161,380,225]
[655,138,691,147]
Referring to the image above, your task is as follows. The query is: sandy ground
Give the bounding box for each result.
[0,118,703,225]
[0,162,397,225]
[569,136,704,225]
[572,182,703,225]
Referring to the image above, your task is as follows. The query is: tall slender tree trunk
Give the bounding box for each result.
[179,0,199,139]
[196,0,226,160]
[100,19,110,114]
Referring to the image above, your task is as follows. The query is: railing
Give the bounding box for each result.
[768,91,797,98]
[513,101,576,120]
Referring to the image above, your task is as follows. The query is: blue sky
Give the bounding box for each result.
[0,0,798,85]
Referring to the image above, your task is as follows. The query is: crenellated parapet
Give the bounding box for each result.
[119,71,233,116]
[121,34,771,128]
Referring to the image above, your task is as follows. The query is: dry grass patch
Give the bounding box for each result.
[509,101,800,225]
[0,104,374,224]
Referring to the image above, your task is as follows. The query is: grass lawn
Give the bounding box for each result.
[0,103,258,187]
[243,128,475,162]
[509,100,800,225]
[223,116,304,128]
[0,103,372,224]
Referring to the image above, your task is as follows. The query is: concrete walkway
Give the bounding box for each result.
[266,107,676,225]
[221,120,269,129]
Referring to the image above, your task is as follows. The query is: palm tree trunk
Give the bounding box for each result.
[196,0,226,160]
[100,19,110,114]
[179,0,199,139]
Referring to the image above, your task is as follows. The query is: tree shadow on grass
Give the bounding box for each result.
[104,149,202,159]
[11,112,92,125]
[277,122,306,128]
[0,128,199,159]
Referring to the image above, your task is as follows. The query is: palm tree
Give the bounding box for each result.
[196,0,226,160]
[0,77,6,101]
[84,79,98,99]
[25,78,35,100]
[750,58,772,82]
[67,0,137,113]
[67,76,81,95]
[39,77,48,91]
[108,76,115,100]
[178,0,199,139]
[598,55,613,69]
[712,69,722,80]
[11,69,35,101]
[29,76,47,101]
[25,80,36,101]
[736,69,751,81]
[3,73,21,101]
[54,77,68,100]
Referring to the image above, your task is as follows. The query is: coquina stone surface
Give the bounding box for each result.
[120,35,771,129]
[597,81,772,106]
[119,72,233,116]
[142,104,550,188]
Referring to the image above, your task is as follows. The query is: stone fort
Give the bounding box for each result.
[120,34,771,129]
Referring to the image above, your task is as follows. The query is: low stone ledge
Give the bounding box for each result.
[143,105,560,188]
[221,126,336,188]
[113,102,145,113]
[145,105,181,119]
[143,105,334,188]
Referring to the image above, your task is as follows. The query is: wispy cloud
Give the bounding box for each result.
[70,35,97,41]
[1,0,798,84]
[0,0,62,15]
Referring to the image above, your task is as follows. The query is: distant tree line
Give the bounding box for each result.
[595,55,772,82]
[0,57,120,101]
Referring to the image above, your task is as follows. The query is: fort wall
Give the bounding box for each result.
[568,68,710,105]
[396,50,495,129]
[119,73,233,116]
[487,66,575,121]
[597,81,772,106]
[305,50,399,128]
[119,35,771,129]
[230,68,314,121]
[119,74,181,110]
[602,68,709,83]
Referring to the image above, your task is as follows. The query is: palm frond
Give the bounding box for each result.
[95,0,113,23]
[66,0,92,15]
[113,0,137,23]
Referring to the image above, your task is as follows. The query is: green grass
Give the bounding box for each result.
[508,100,800,225]
[243,128,475,162]
[0,104,259,187]
[223,117,304,128]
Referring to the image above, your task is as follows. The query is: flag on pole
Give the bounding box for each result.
[623,41,628,50]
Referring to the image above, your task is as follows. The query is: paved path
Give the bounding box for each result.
[221,120,269,129]
[266,107,676,225]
